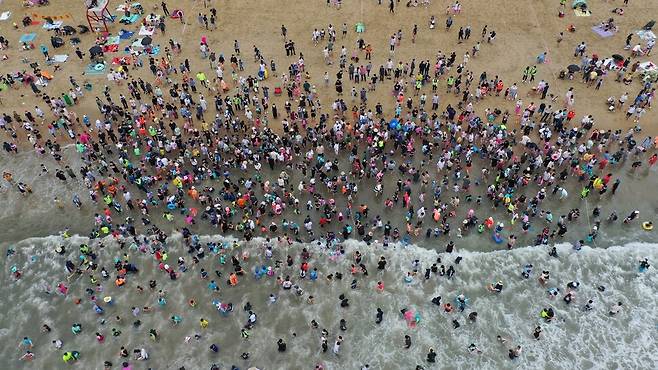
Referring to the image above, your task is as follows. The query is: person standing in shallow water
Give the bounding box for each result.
[277,338,286,352]
[333,336,343,355]
[426,347,437,362]
[375,308,384,324]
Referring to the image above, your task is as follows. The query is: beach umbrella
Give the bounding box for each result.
[141,36,152,46]
[612,54,624,61]
[567,64,580,72]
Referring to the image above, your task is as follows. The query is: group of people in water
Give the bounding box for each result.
[2,0,656,368]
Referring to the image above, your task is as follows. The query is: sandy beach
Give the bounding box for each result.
[1,0,658,369]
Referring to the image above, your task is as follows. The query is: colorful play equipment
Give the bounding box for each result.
[86,0,113,33]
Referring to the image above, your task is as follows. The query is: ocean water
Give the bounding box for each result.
[1,125,658,370]
[1,234,656,370]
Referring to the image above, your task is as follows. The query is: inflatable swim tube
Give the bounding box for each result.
[492,233,503,244]
[642,221,653,231]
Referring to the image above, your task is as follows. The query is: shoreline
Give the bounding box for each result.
[1,0,658,369]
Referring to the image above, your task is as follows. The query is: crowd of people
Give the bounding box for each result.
[2,0,656,368]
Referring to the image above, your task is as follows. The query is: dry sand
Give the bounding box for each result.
[0,0,656,139]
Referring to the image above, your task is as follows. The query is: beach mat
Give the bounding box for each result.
[118,30,134,39]
[574,8,591,17]
[112,56,132,65]
[52,54,68,63]
[119,14,140,24]
[43,21,63,30]
[138,25,154,36]
[102,44,120,52]
[85,63,107,75]
[19,33,37,43]
[106,35,121,45]
[636,29,656,41]
[116,2,142,12]
[592,26,615,38]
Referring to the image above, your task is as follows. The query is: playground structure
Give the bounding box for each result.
[85,0,113,33]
